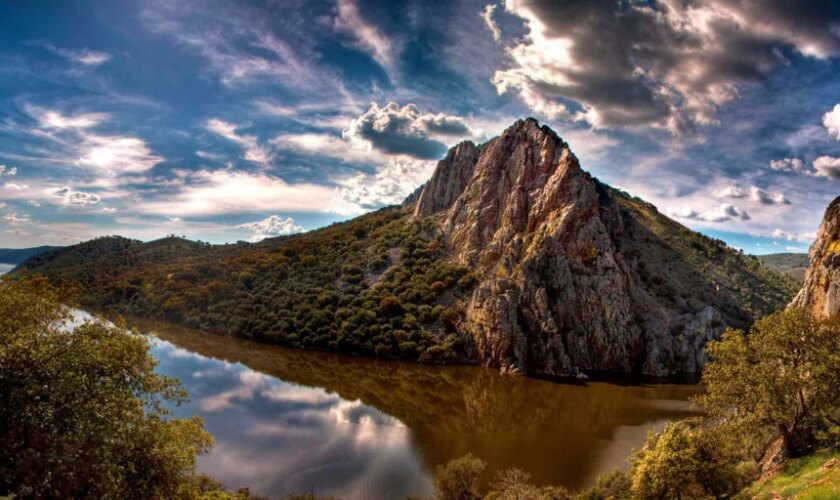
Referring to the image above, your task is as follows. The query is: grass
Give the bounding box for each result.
[737,449,840,499]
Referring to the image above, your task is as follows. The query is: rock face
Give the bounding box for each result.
[791,197,840,316]
[414,118,730,377]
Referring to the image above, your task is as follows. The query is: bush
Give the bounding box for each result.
[434,454,486,500]
[0,276,212,499]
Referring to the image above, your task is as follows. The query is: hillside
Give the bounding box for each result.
[757,253,809,282]
[0,246,62,265]
[15,119,798,378]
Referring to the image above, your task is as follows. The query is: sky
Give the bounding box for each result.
[1,0,840,254]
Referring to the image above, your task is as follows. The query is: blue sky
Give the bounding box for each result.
[1,0,840,253]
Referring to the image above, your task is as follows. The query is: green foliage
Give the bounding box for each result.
[16,207,474,363]
[0,276,212,499]
[734,449,840,499]
[698,308,840,457]
[628,422,756,499]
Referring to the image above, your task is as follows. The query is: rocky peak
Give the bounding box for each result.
[791,196,840,316]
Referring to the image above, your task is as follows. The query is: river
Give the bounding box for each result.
[119,317,703,499]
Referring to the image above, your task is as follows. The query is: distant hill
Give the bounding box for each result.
[0,246,62,265]
[15,119,799,379]
[756,253,809,282]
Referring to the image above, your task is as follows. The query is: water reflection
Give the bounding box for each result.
[138,318,702,499]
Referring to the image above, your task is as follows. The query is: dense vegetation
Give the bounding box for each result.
[756,253,810,282]
[0,276,263,499]
[16,207,476,363]
[615,193,799,324]
[430,307,840,499]
[16,195,799,370]
[0,245,61,265]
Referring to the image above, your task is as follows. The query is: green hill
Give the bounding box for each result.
[0,246,62,265]
[757,253,809,282]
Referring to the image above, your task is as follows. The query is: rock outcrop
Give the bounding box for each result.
[413,118,761,377]
[791,197,840,316]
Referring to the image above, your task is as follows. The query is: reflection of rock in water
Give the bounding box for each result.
[137,316,701,490]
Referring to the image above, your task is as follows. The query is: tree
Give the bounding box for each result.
[698,308,840,457]
[0,276,212,499]
[433,454,486,500]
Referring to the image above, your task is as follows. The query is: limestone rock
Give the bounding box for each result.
[791,196,840,317]
[413,118,745,377]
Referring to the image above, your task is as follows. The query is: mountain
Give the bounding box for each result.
[0,246,62,265]
[756,253,809,282]
[792,197,840,316]
[15,119,797,378]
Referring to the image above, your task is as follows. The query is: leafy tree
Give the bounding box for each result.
[628,422,754,499]
[698,308,840,457]
[0,276,212,499]
[434,453,487,500]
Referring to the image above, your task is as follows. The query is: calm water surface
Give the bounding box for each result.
[131,318,701,499]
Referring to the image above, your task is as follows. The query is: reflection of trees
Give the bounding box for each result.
[137,317,701,490]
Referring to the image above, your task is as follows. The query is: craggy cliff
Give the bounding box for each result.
[413,118,793,377]
[792,196,840,316]
[15,119,796,379]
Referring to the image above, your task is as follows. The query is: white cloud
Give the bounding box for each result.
[0,165,17,177]
[480,4,502,42]
[3,183,29,191]
[47,186,102,206]
[668,203,750,223]
[823,104,840,140]
[205,119,273,166]
[771,229,813,243]
[334,0,395,76]
[41,44,112,67]
[813,156,840,179]
[78,135,164,174]
[24,105,109,130]
[770,157,809,174]
[2,213,31,225]
[238,215,304,242]
[715,185,787,205]
[331,158,433,215]
[138,169,337,216]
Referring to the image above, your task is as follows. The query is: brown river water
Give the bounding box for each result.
[128,317,702,499]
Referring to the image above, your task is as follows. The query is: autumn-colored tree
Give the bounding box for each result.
[434,454,487,500]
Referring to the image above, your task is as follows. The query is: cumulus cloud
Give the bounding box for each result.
[334,0,395,76]
[47,186,102,206]
[480,4,502,42]
[715,185,788,205]
[343,101,476,159]
[824,104,840,140]
[771,229,814,243]
[668,203,750,223]
[238,215,304,242]
[770,157,809,175]
[493,1,840,133]
[770,156,840,179]
[331,158,433,214]
[2,213,31,225]
[813,156,840,179]
[206,119,273,166]
[0,165,17,177]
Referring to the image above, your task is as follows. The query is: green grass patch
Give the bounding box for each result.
[736,449,840,499]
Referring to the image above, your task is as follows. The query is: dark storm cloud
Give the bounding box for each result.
[494,0,840,133]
